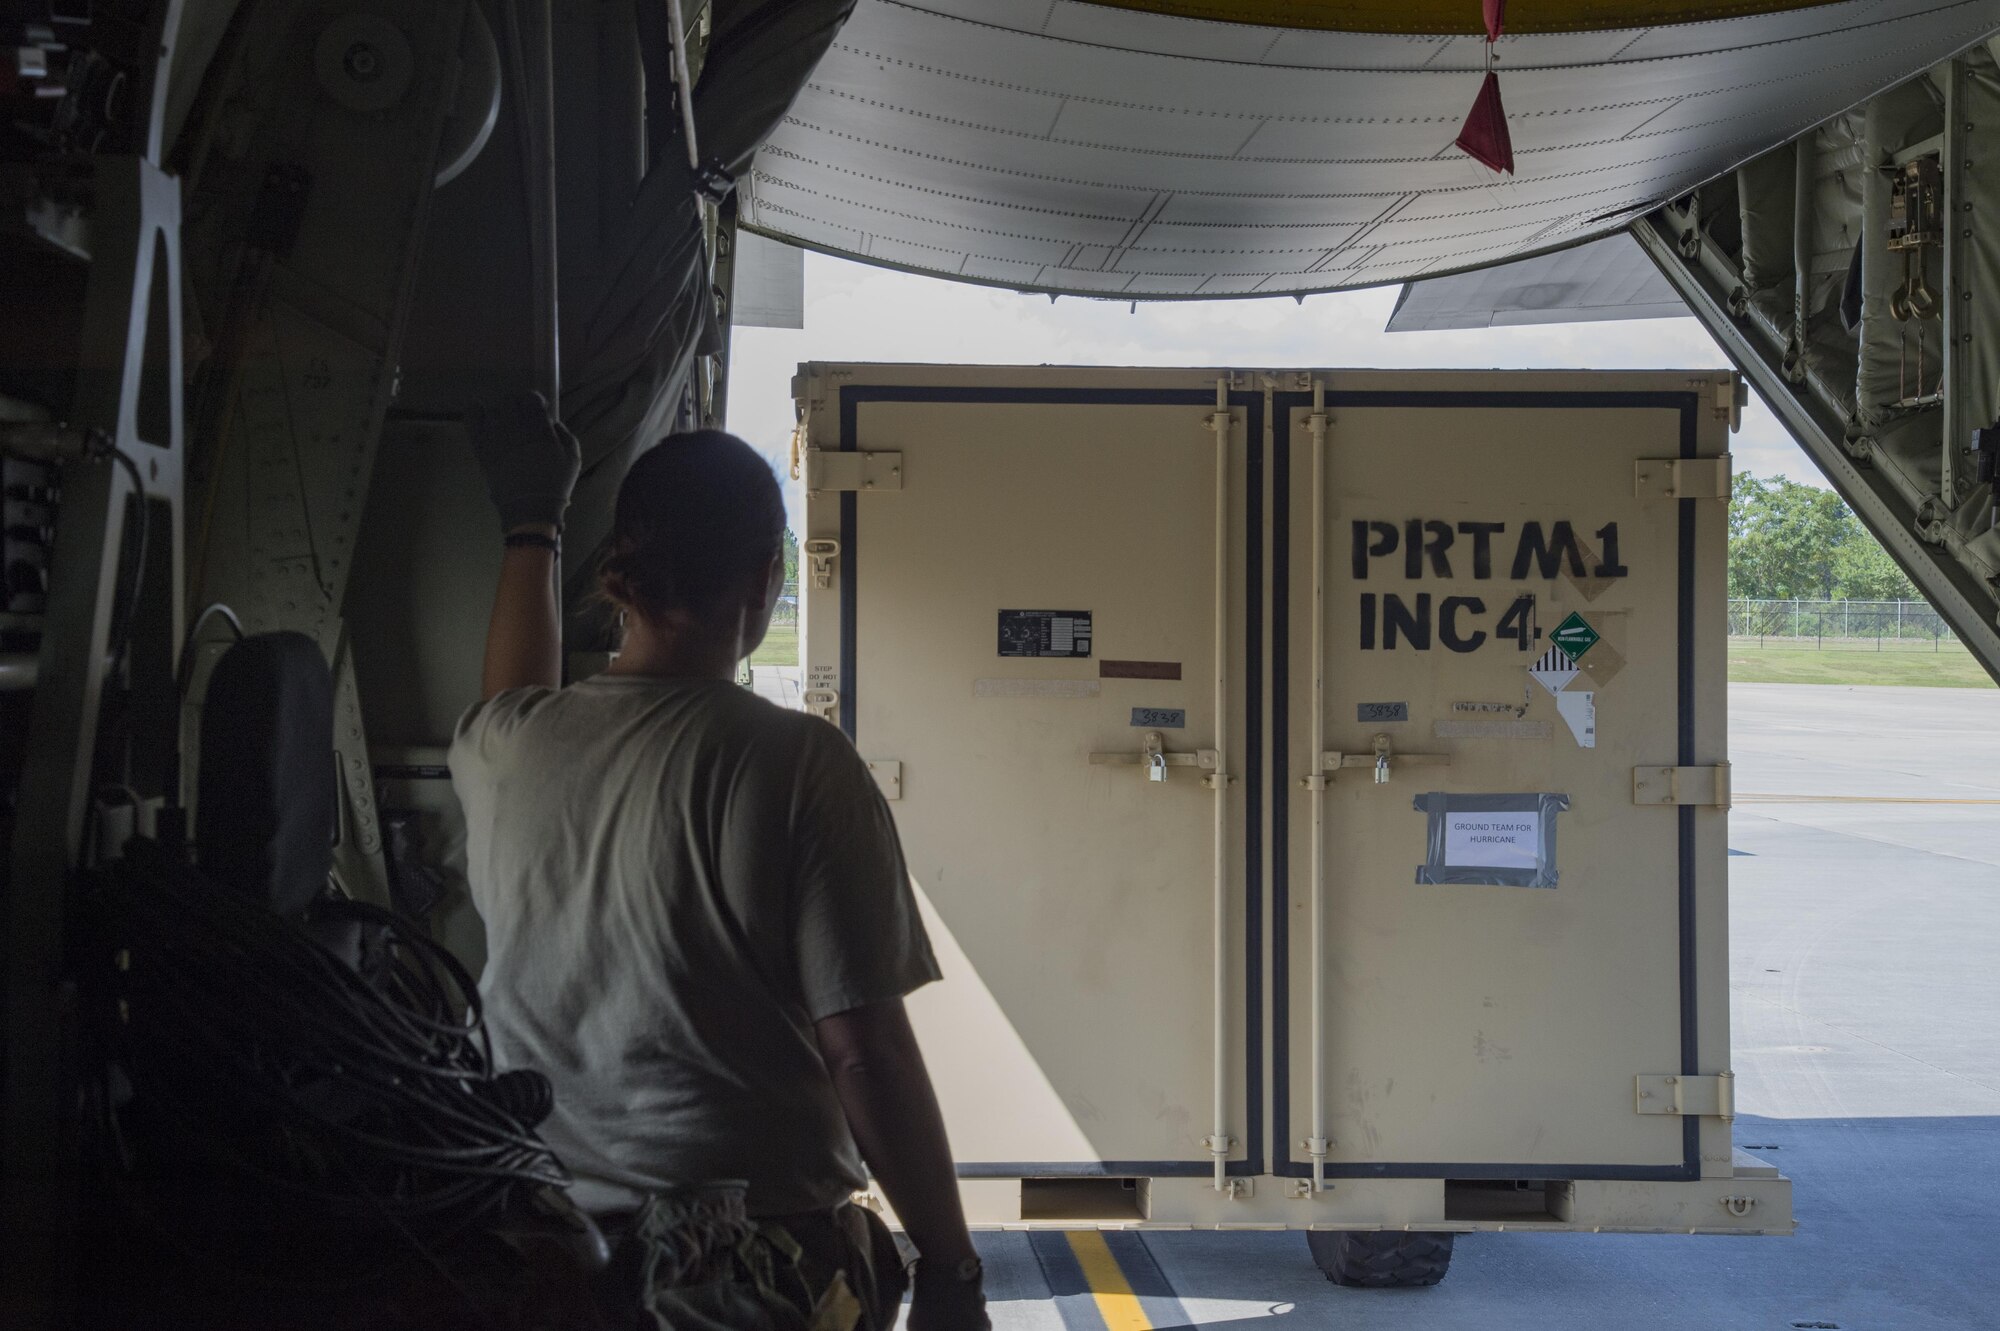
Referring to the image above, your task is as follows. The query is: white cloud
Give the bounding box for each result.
[727,251,1813,529]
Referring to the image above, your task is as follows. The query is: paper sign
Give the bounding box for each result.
[1529,645,1578,697]
[1443,812,1543,870]
[1416,792,1568,888]
[1555,690,1597,748]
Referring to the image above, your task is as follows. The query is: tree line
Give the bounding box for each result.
[1729,474,1917,601]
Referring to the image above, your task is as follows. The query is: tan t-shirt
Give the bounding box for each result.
[450,675,940,1216]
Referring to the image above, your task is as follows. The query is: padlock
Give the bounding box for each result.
[1148,751,1169,782]
[1374,752,1390,785]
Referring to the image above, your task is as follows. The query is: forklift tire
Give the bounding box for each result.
[1305,1231,1455,1287]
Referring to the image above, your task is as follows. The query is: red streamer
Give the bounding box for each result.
[1455,70,1514,175]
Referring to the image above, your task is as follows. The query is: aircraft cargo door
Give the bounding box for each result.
[800,369,1261,1188]
[1277,381,1731,1187]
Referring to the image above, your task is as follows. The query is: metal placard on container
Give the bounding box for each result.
[997,609,1092,658]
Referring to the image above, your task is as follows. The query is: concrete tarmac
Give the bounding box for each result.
[979,682,2000,1330]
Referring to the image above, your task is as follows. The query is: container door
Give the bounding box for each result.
[1279,386,1727,1182]
[803,382,1262,1182]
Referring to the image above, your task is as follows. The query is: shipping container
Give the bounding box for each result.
[796,364,1790,1278]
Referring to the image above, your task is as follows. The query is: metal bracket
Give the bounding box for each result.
[803,537,838,590]
[1314,734,1449,783]
[1710,378,1748,430]
[865,759,901,801]
[1090,730,1221,781]
[1633,763,1733,809]
[803,688,839,723]
[1634,456,1732,500]
[805,449,903,494]
[1635,1072,1736,1120]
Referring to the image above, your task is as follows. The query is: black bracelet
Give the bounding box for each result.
[503,531,560,555]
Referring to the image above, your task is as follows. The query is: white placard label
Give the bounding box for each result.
[973,677,1100,699]
[1443,812,1542,870]
[1555,690,1597,748]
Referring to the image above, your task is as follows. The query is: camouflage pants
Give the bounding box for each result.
[613,1184,905,1331]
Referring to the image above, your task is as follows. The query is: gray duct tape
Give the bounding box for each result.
[1413,791,1571,889]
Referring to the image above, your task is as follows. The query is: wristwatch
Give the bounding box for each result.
[504,530,561,555]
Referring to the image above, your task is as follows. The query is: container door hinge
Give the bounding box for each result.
[1634,456,1732,500]
[1635,1072,1735,1120]
[805,449,903,494]
[1723,377,1748,430]
[1633,763,1732,808]
[865,759,902,800]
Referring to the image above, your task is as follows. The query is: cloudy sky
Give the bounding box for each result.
[725,248,1813,529]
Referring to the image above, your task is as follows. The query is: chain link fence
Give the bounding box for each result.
[1729,599,1957,651]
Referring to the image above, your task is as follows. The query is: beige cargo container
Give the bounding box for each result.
[794,363,1790,1280]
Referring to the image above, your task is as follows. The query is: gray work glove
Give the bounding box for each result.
[466,391,581,533]
[906,1259,988,1331]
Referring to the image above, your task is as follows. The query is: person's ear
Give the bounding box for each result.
[748,552,784,612]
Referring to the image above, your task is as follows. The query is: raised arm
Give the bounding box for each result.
[480,522,562,698]
[467,394,581,700]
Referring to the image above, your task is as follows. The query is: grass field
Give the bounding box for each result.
[750,623,798,666]
[1729,640,1994,688]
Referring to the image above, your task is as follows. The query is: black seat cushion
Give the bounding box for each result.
[196,631,336,916]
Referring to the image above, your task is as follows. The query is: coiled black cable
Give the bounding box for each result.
[90,838,569,1283]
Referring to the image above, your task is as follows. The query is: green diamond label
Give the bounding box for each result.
[1550,612,1600,660]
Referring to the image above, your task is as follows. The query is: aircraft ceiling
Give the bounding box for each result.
[738,0,2000,297]
[1070,0,1852,36]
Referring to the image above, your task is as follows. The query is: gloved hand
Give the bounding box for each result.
[906,1258,988,1331]
[466,391,581,533]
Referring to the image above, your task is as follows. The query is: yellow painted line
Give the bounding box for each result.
[1065,1230,1153,1331]
[1076,0,1839,36]
[1738,793,2000,805]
